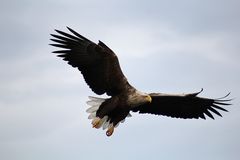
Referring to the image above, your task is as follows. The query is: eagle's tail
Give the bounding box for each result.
[86,96,131,136]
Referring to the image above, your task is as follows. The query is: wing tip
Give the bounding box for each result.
[207,93,232,119]
[65,26,91,42]
[66,26,72,31]
[216,92,231,100]
[188,88,204,97]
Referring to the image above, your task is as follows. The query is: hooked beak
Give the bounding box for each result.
[146,95,152,103]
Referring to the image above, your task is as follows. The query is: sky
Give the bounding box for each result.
[0,0,240,160]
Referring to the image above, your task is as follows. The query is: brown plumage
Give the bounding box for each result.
[50,27,231,137]
[51,27,131,96]
[132,90,231,119]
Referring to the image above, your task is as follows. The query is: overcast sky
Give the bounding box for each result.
[1,0,240,160]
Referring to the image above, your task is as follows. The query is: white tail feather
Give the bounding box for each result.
[86,106,99,113]
[102,120,110,130]
[86,97,105,113]
[88,112,96,119]
[86,96,132,131]
[99,116,108,128]
[88,96,106,102]
[86,101,101,106]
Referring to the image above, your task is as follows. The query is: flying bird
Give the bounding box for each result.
[50,27,231,137]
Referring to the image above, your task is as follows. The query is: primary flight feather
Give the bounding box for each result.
[50,27,231,137]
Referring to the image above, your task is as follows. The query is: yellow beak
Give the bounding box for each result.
[146,95,152,103]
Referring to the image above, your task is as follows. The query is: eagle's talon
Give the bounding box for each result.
[92,117,101,128]
[106,126,114,137]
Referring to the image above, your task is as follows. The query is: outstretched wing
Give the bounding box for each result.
[50,27,131,96]
[132,90,231,119]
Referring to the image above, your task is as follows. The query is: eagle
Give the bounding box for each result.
[50,27,231,137]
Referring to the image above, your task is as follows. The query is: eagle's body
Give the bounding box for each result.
[50,27,231,136]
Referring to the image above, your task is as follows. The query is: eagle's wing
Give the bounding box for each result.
[50,27,131,96]
[131,90,231,119]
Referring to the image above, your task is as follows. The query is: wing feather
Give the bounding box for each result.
[132,91,230,119]
[50,27,132,96]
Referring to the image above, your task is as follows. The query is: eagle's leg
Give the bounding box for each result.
[106,124,114,137]
[92,117,105,129]
[92,117,114,136]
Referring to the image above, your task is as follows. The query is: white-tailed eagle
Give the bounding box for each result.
[50,27,231,137]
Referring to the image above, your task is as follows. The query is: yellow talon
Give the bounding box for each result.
[106,126,114,137]
[92,117,101,128]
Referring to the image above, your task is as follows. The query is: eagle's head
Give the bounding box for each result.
[127,90,152,107]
